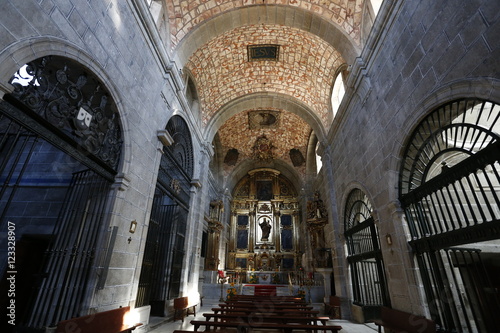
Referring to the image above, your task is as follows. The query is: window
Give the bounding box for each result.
[315,141,322,173]
[330,70,346,117]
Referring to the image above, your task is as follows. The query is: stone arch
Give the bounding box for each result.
[0,39,129,328]
[396,89,500,331]
[165,114,195,180]
[173,5,361,68]
[203,92,327,145]
[225,157,302,196]
[395,77,500,165]
[383,77,500,203]
[0,36,131,176]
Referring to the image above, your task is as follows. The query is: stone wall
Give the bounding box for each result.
[0,0,205,316]
[325,0,500,315]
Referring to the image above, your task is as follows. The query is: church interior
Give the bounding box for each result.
[0,0,499,332]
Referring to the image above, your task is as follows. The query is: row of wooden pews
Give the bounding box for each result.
[174,295,342,332]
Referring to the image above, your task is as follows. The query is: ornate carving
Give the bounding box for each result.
[252,135,275,161]
[307,191,328,221]
[208,220,223,233]
[9,56,122,171]
[306,191,328,250]
[170,178,181,194]
[258,203,272,213]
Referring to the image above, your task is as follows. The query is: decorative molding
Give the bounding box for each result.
[8,56,122,172]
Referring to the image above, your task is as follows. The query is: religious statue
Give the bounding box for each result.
[259,218,271,241]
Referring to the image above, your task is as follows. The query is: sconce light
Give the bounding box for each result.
[385,233,393,246]
[129,220,137,234]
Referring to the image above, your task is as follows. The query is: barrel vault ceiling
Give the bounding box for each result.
[163,0,368,183]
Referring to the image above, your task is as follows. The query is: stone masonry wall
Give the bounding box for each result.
[0,0,201,314]
[326,0,500,314]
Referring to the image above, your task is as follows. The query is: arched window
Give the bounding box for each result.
[344,189,390,318]
[185,76,201,123]
[399,98,500,332]
[330,70,346,117]
[315,141,323,173]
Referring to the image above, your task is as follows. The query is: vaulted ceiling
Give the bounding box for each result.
[162,0,371,184]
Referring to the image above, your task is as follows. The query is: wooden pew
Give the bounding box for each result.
[218,302,313,310]
[324,295,341,319]
[230,295,300,301]
[55,306,142,333]
[372,306,436,333]
[174,296,197,322]
[190,319,343,332]
[203,312,330,325]
[211,307,320,316]
[226,296,304,303]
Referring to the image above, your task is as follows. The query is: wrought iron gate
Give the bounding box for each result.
[344,189,390,320]
[135,194,187,315]
[136,115,192,316]
[26,169,112,328]
[399,99,500,332]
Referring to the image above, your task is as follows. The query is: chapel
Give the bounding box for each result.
[0,1,499,332]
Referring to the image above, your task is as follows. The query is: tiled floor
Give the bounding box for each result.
[146,299,378,333]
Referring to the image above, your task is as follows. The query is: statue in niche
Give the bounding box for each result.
[259,218,272,241]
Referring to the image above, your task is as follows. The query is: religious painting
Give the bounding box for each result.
[282,258,294,269]
[256,181,273,200]
[237,229,248,249]
[248,110,280,129]
[235,258,247,269]
[252,135,275,161]
[281,214,292,226]
[289,148,305,167]
[237,215,249,225]
[281,229,293,250]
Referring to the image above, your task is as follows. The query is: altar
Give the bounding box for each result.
[248,271,277,284]
[242,284,288,296]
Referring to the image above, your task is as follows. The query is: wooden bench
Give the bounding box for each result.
[324,296,341,319]
[190,320,342,332]
[230,295,300,301]
[174,296,197,322]
[55,306,142,333]
[227,297,304,302]
[372,306,436,333]
[204,312,330,325]
[219,303,313,310]
[211,307,320,316]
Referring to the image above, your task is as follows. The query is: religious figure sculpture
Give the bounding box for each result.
[259,218,271,241]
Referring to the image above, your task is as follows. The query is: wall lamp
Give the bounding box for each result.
[385,233,393,246]
[128,220,137,244]
[129,220,137,233]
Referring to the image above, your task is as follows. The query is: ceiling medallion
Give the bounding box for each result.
[252,135,275,161]
[248,110,280,129]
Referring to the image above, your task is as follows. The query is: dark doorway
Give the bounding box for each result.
[0,235,50,332]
